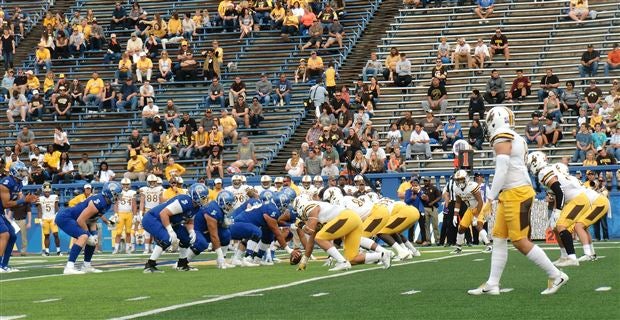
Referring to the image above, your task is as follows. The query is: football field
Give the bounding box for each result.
[1,242,619,320]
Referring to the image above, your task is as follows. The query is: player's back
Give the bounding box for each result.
[0,176,21,211]
[490,128,531,189]
[539,165,583,201]
[60,194,107,219]
[341,196,373,220]
[147,194,195,224]
[195,201,225,229]
[235,201,279,227]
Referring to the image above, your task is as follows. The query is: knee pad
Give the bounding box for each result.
[155,239,171,250]
[190,246,203,256]
[178,240,191,249]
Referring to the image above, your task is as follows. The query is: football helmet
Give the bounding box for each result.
[102,182,122,203]
[280,187,296,202]
[260,190,276,203]
[188,183,209,206]
[301,175,312,188]
[453,170,469,189]
[232,175,242,187]
[216,190,235,213]
[41,182,52,193]
[485,106,515,138]
[260,175,272,188]
[364,192,380,203]
[322,187,344,204]
[452,140,472,156]
[274,177,284,185]
[239,175,247,185]
[121,178,131,190]
[273,192,290,211]
[292,196,309,214]
[9,161,28,181]
[526,151,548,175]
[146,174,158,187]
[156,177,163,186]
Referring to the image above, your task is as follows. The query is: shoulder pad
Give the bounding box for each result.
[490,128,515,145]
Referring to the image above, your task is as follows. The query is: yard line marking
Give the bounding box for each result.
[0,315,27,320]
[401,290,421,295]
[109,252,478,320]
[202,295,221,298]
[0,266,144,283]
[125,296,150,301]
[33,298,61,303]
[595,287,611,292]
[472,258,485,261]
[499,288,514,293]
[311,292,329,297]
[240,294,264,297]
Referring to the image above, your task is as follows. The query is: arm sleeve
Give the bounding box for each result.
[489,154,510,200]
[549,181,564,210]
[164,200,184,215]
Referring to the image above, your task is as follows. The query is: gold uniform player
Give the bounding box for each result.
[299,175,319,200]
[469,107,567,296]
[451,170,492,254]
[138,174,163,254]
[375,197,422,260]
[113,178,137,254]
[337,195,391,258]
[37,183,61,256]
[295,200,391,271]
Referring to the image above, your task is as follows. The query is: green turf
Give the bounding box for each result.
[1,244,619,320]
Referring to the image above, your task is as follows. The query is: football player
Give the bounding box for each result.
[55,182,121,274]
[374,197,422,259]
[0,162,38,272]
[113,178,137,254]
[139,174,163,254]
[574,187,609,261]
[254,175,276,194]
[469,107,567,296]
[295,200,391,271]
[451,170,492,254]
[225,175,250,209]
[37,182,62,256]
[142,183,209,273]
[298,175,318,199]
[274,176,284,190]
[313,176,324,190]
[352,175,372,197]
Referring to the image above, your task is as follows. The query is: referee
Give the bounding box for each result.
[440,175,459,246]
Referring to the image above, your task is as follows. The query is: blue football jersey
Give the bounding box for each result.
[0,176,23,212]
[195,201,225,231]
[235,202,281,228]
[231,198,262,219]
[60,194,111,220]
[146,194,198,225]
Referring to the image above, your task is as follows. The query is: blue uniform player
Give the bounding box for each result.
[142,183,209,273]
[55,182,121,275]
[0,162,38,273]
[189,190,235,269]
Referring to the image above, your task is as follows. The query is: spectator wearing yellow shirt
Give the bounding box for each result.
[167,12,182,36]
[136,52,153,83]
[324,61,337,97]
[43,145,62,175]
[25,71,40,93]
[34,44,52,75]
[43,71,55,97]
[280,9,299,42]
[164,157,186,180]
[220,109,239,145]
[115,53,133,84]
[124,150,148,181]
[79,20,92,46]
[306,51,324,81]
[397,177,412,200]
[43,12,57,29]
[84,72,104,111]
[68,184,93,207]
[162,176,187,201]
[208,178,223,201]
[194,125,209,157]
[270,2,285,29]
[208,123,224,149]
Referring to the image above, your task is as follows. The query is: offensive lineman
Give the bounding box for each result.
[37,182,62,256]
[469,107,567,296]
[113,178,137,254]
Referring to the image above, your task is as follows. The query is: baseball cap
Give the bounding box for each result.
[448,115,456,120]
[129,150,137,156]
[214,178,222,184]
[32,89,39,95]
[139,52,146,57]
[59,86,66,91]
[59,73,65,78]
[84,184,92,189]
[587,44,593,48]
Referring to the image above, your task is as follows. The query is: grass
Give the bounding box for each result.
[1,243,619,320]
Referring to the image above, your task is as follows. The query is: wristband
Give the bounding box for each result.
[16,199,25,206]
[300,255,309,265]
[215,247,224,260]
[165,224,174,233]
[284,246,293,254]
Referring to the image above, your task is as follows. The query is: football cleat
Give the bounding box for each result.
[554,257,579,267]
[541,272,569,295]
[253,257,273,266]
[410,248,421,257]
[112,248,119,254]
[143,265,164,273]
[552,257,567,266]
[0,266,21,273]
[57,251,63,256]
[81,265,103,273]
[467,283,500,296]
[482,245,493,253]
[236,256,259,267]
[42,251,49,257]
[322,257,335,267]
[175,265,198,272]
[381,252,392,269]
[63,266,86,275]
[578,254,597,262]
[450,247,462,255]
[328,261,351,272]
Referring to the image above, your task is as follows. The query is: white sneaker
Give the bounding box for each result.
[323,257,335,267]
[112,249,119,254]
[381,252,392,269]
[241,256,260,267]
[578,254,597,262]
[328,261,351,272]
[410,248,421,257]
[82,265,103,273]
[482,245,493,253]
[541,272,569,295]
[555,257,579,267]
[254,257,273,266]
[231,258,244,266]
[63,266,86,275]
[0,266,20,273]
[467,283,500,295]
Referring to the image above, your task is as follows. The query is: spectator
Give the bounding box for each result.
[191,125,208,158]
[305,120,323,147]
[468,119,485,150]
[306,51,324,82]
[75,152,94,181]
[568,0,590,25]
[42,71,55,98]
[124,149,148,181]
[27,90,44,121]
[149,115,166,144]
[89,19,105,50]
[209,78,226,108]
[255,73,273,105]
[365,140,386,162]
[294,58,307,84]
[254,0,273,26]
[220,109,239,145]
[583,152,597,167]
[421,77,448,115]
[483,69,506,104]
[305,149,323,175]
[420,110,443,143]
[136,52,153,83]
[386,123,402,153]
[285,150,305,176]
[542,115,562,147]
[452,38,473,70]
[394,53,412,89]
[182,12,198,40]
[270,2,286,29]
[323,20,344,49]
[157,51,173,82]
[231,136,257,173]
[52,126,70,152]
[607,127,620,159]
[324,62,337,97]
[572,123,593,162]
[367,152,385,173]
[0,68,14,98]
[387,151,405,172]
[583,79,603,110]
[179,112,198,132]
[110,2,127,30]
[431,58,448,86]
[441,116,463,155]
[273,74,293,107]
[591,123,607,150]
[317,3,337,32]
[474,0,494,24]
[537,68,560,103]
[280,9,299,42]
[542,90,563,124]
[54,31,69,59]
[164,99,181,128]
[141,98,158,131]
[249,97,264,130]
[138,80,154,108]
[14,125,35,155]
[396,110,415,128]
[321,156,339,176]
[7,90,27,127]
[467,89,485,120]
[164,157,186,180]
[525,112,545,148]
[114,52,133,84]
[507,69,531,101]
[200,108,214,131]
[175,41,198,84]
[238,8,253,41]
[26,70,41,96]
[52,152,75,184]
[101,82,116,112]
[117,78,139,111]
[322,143,340,165]
[34,43,52,75]
[208,123,224,151]
[579,44,600,79]
[53,86,71,121]
[0,28,15,72]
[472,38,490,72]
[437,36,451,64]
[352,107,369,132]
[604,43,620,79]
[84,72,104,111]
[382,47,400,81]
[92,162,114,183]
[68,27,86,58]
[363,52,383,81]
[489,27,510,62]
[176,126,195,160]
[589,106,603,128]
[228,76,247,108]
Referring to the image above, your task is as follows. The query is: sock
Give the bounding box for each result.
[257,242,270,259]
[187,250,197,262]
[45,248,50,254]
[149,245,164,261]
[83,245,95,263]
[68,244,83,263]
[83,261,91,268]
[233,248,243,260]
[479,229,490,245]
[392,243,408,257]
[456,233,465,247]
[558,230,576,257]
[526,245,561,278]
[114,243,119,251]
[56,248,61,253]
[326,247,346,263]
[2,233,16,267]
[66,261,75,269]
[359,237,376,250]
[246,240,258,257]
[364,252,382,264]
[403,240,416,252]
[583,243,594,256]
[179,247,189,259]
[559,247,568,258]
[487,238,508,287]
[398,243,412,254]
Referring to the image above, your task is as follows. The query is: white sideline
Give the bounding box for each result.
[109,252,478,320]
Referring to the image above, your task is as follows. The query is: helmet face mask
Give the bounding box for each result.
[217,190,235,214]
[189,183,209,207]
[454,170,469,189]
[10,162,29,181]
[147,174,158,187]
[232,175,241,188]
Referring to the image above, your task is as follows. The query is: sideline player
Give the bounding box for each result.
[113,178,137,254]
[469,107,567,296]
[37,182,61,256]
[1,162,38,272]
[298,175,318,199]
[55,182,121,274]
[138,174,163,254]
[225,175,250,209]
[451,170,492,254]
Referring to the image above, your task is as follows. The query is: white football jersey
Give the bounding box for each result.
[299,200,343,224]
[490,128,532,190]
[538,165,584,203]
[376,197,396,213]
[298,185,318,199]
[117,190,137,212]
[584,188,601,203]
[254,185,277,194]
[343,185,357,195]
[38,194,58,220]
[140,186,163,210]
[456,181,481,209]
[225,185,249,209]
[340,195,373,220]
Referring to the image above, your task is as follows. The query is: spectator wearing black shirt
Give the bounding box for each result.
[179,112,198,132]
[420,110,443,142]
[117,78,139,111]
[421,77,448,115]
[579,44,600,79]
[596,147,616,166]
[583,79,603,110]
[126,129,142,159]
[149,115,166,144]
[228,76,246,108]
[331,91,349,111]
[537,68,560,102]
[489,28,510,62]
[232,96,250,128]
[468,89,485,119]
[176,41,198,84]
[395,111,415,128]
[431,58,448,86]
[421,177,441,246]
[110,2,127,30]
[468,119,485,150]
[10,203,31,255]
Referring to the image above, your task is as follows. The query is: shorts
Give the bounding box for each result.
[55,213,89,239]
[492,185,535,241]
[459,207,485,229]
[141,214,191,248]
[557,193,590,229]
[7,108,20,116]
[229,221,262,241]
[316,209,363,261]
[193,228,231,252]
[543,131,562,141]
[115,212,133,235]
[0,215,15,235]
[42,219,59,234]
[493,48,505,55]
[570,195,609,232]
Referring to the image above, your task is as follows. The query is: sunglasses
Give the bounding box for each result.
[292,153,298,155]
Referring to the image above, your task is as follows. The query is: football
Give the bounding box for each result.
[289,248,302,265]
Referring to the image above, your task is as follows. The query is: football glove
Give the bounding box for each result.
[452,215,459,227]
[297,255,309,271]
[166,225,178,243]
[216,257,227,269]
[549,209,561,229]
[34,218,42,224]
[189,230,197,244]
